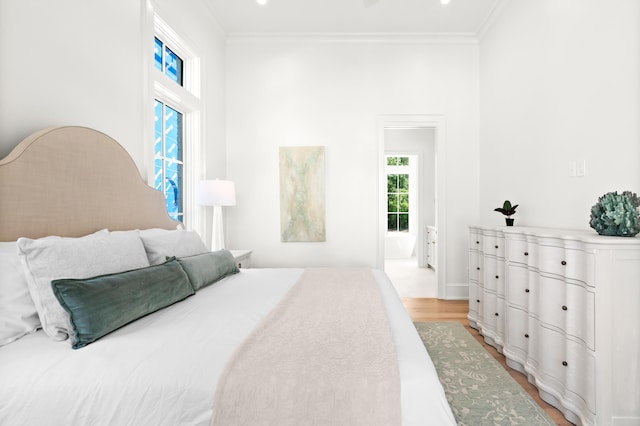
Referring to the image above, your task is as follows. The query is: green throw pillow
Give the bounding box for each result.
[177,250,239,291]
[51,258,194,349]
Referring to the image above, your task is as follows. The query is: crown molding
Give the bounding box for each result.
[225,32,479,45]
[476,0,511,41]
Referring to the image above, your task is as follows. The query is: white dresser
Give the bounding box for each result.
[468,226,640,426]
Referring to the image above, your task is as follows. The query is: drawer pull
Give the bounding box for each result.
[525,288,530,293]
[524,333,529,338]
[562,361,568,367]
[495,245,499,249]
[476,299,480,303]
[476,241,480,244]
[495,275,499,279]
[494,312,499,317]
[561,260,567,266]
[477,267,480,270]
[524,252,529,256]
[562,305,568,311]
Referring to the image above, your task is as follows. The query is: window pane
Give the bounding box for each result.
[154,38,163,72]
[399,157,409,166]
[154,158,163,192]
[387,174,398,193]
[386,157,397,166]
[387,194,398,212]
[164,105,183,162]
[399,214,409,232]
[165,162,183,215]
[399,194,409,213]
[164,46,183,86]
[387,214,398,231]
[398,174,409,192]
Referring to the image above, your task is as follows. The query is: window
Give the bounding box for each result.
[386,156,410,232]
[154,37,183,86]
[150,15,201,228]
[154,100,183,221]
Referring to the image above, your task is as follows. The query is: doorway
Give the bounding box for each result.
[376,115,447,299]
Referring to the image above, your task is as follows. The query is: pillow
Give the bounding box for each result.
[0,242,41,346]
[139,228,208,265]
[177,250,239,291]
[17,229,150,341]
[52,258,194,349]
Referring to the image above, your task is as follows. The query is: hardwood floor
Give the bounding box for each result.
[402,298,574,426]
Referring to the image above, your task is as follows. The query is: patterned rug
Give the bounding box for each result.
[415,322,555,426]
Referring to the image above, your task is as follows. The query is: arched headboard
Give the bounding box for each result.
[0,126,180,241]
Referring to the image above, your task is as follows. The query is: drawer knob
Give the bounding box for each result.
[524,333,529,338]
[494,312,499,316]
[561,260,567,266]
[476,241,480,244]
[562,305,568,311]
[524,252,529,256]
[525,288,530,293]
[495,275,499,279]
[477,299,480,303]
[477,267,480,270]
[562,361,568,367]
[495,245,499,249]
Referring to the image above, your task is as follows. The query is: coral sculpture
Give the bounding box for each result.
[589,191,640,237]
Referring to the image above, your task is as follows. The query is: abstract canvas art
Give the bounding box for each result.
[279,146,326,242]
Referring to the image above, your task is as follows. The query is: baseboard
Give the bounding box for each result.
[443,282,469,300]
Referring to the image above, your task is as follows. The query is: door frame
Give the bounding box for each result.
[376,114,447,298]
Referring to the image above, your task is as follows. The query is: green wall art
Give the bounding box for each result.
[279,146,326,242]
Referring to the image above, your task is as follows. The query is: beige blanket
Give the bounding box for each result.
[210,267,401,426]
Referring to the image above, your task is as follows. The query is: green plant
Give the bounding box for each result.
[494,200,518,218]
[589,191,640,237]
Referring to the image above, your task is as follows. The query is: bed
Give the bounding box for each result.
[0,126,455,425]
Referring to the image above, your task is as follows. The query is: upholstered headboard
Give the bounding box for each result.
[0,126,180,241]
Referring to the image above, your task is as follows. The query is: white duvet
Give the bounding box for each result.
[0,268,454,426]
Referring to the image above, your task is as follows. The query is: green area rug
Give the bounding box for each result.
[415,322,555,426]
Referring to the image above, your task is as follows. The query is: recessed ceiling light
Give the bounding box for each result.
[257,0,268,5]
[440,0,451,5]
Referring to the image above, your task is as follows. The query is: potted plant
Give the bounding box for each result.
[494,200,518,226]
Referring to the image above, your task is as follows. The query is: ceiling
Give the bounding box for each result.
[207,0,505,36]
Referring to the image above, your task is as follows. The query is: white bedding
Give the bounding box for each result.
[0,268,454,426]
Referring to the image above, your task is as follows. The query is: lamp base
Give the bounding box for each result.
[211,205,225,251]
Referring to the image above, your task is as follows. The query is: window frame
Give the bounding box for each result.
[149,14,202,230]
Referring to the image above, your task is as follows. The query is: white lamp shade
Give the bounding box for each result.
[197,180,236,206]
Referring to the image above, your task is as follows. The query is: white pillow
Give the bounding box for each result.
[0,242,41,346]
[17,230,151,341]
[139,229,209,265]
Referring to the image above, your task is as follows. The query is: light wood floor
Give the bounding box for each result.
[402,298,574,426]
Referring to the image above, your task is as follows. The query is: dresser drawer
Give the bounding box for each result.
[531,275,595,350]
[482,293,505,343]
[482,234,506,259]
[469,250,482,283]
[506,264,531,309]
[468,282,480,321]
[537,245,595,286]
[469,229,483,251]
[483,258,506,296]
[506,306,530,360]
[507,238,537,266]
[533,325,595,415]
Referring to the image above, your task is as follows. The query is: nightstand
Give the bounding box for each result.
[229,250,252,269]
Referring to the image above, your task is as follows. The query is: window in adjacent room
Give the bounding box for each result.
[386,156,410,232]
[151,15,201,227]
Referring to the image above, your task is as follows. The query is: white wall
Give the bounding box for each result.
[479,0,640,228]
[0,0,226,192]
[225,39,480,295]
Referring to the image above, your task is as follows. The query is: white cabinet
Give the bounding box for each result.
[468,226,640,426]
[425,226,437,269]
